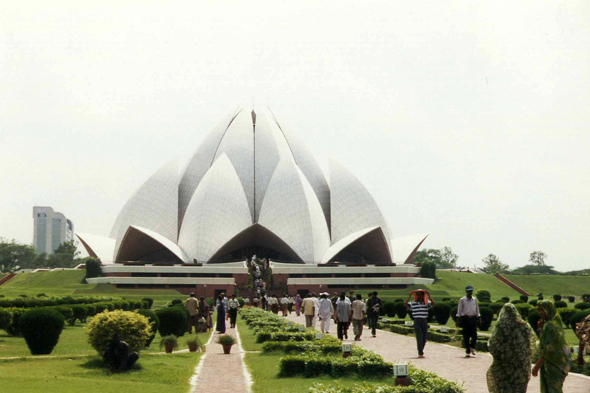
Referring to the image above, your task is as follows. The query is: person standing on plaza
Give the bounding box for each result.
[269,294,279,314]
[185,293,199,334]
[406,289,434,357]
[302,294,316,328]
[227,294,239,329]
[288,295,294,314]
[216,294,226,334]
[532,300,570,392]
[294,293,302,316]
[311,293,320,329]
[318,293,334,333]
[335,292,352,340]
[367,291,383,337]
[456,285,481,357]
[351,294,366,341]
[280,294,289,316]
[487,303,536,393]
[198,296,212,332]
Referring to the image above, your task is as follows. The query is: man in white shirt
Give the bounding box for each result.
[280,295,289,316]
[456,285,481,357]
[318,293,334,333]
[311,293,320,329]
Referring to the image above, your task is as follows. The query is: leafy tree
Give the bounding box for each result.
[510,264,556,275]
[54,240,80,259]
[529,251,547,266]
[0,238,36,272]
[439,246,458,269]
[481,254,509,274]
[420,261,437,279]
[412,248,440,265]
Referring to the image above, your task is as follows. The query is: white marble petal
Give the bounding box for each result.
[109,159,181,261]
[253,110,281,222]
[320,226,378,264]
[178,154,253,263]
[391,234,429,264]
[76,233,116,264]
[178,107,241,228]
[258,158,331,263]
[120,225,189,262]
[329,159,393,258]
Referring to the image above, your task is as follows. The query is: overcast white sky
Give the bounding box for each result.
[1,2,588,271]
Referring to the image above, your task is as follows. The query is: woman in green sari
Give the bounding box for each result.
[487,303,536,393]
[532,300,570,392]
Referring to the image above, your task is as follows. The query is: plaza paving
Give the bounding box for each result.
[283,313,590,393]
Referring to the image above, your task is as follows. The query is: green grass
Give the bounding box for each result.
[0,352,202,393]
[236,317,263,351]
[504,274,590,298]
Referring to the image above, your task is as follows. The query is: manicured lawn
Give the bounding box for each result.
[0,352,202,393]
[504,274,590,298]
[236,316,263,351]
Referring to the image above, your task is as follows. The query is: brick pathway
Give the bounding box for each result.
[190,324,251,393]
[284,313,590,393]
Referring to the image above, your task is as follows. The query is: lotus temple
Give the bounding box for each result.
[80,106,433,297]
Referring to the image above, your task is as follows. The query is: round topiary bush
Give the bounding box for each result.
[515,303,532,319]
[511,300,523,305]
[0,308,11,330]
[450,306,459,322]
[528,310,541,337]
[553,294,562,302]
[56,306,75,325]
[156,307,188,337]
[479,307,494,331]
[6,308,25,336]
[72,305,88,323]
[87,310,151,356]
[574,303,590,311]
[136,309,159,347]
[489,302,504,316]
[475,290,491,303]
[20,308,65,355]
[393,302,407,319]
[501,297,510,303]
[142,298,154,309]
[529,299,539,307]
[170,299,183,306]
[86,305,97,318]
[557,308,577,328]
[554,300,567,309]
[568,296,575,303]
[520,295,529,303]
[383,302,396,318]
[433,303,451,325]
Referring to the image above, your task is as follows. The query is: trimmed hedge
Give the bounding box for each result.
[528,310,541,337]
[515,303,532,319]
[433,303,451,325]
[393,302,407,319]
[480,307,494,331]
[554,301,567,309]
[557,308,577,328]
[136,309,159,347]
[156,307,188,337]
[20,308,65,355]
[520,295,529,303]
[575,303,590,311]
[553,294,562,301]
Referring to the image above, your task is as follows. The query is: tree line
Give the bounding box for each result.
[0,238,85,272]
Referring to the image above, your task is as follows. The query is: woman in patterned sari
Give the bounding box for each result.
[532,300,570,392]
[487,303,536,393]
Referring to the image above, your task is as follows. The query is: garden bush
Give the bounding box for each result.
[393,302,407,319]
[515,303,532,319]
[511,300,523,304]
[538,294,544,300]
[72,305,88,323]
[136,309,159,347]
[56,306,75,325]
[86,305,97,317]
[553,294,562,301]
[475,290,491,303]
[7,308,25,335]
[85,258,101,279]
[575,303,590,311]
[554,300,567,309]
[557,308,577,328]
[170,299,183,306]
[20,308,65,355]
[480,307,494,331]
[501,297,510,303]
[419,261,436,279]
[568,296,575,303]
[390,325,414,335]
[570,310,590,334]
[156,307,188,337]
[528,310,541,337]
[120,301,130,311]
[87,310,151,356]
[142,298,154,309]
[383,302,396,318]
[520,295,529,303]
[450,306,459,322]
[433,303,451,325]
[0,308,11,330]
[489,302,504,316]
[529,299,539,306]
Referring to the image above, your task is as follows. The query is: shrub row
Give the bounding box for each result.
[389,324,457,343]
[262,338,341,355]
[0,295,125,309]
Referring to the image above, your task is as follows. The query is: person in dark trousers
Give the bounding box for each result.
[456,285,481,357]
[335,292,351,340]
[406,289,435,357]
[227,294,239,328]
[367,291,383,337]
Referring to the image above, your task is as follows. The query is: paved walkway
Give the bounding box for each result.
[284,313,590,393]
[190,324,251,393]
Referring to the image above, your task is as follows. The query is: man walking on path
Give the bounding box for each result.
[456,285,481,357]
[227,294,239,328]
[351,294,366,341]
[185,293,199,334]
[336,292,352,340]
[280,294,289,316]
[302,294,316,328]
[406,289,435,357]
[367,291,383,337]
[318,293,334,333]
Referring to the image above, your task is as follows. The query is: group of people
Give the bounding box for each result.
[298,291,384,341]
[183,293,213,334]
[406,285,577,393]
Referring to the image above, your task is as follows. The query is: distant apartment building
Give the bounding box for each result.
[33,206,74,254]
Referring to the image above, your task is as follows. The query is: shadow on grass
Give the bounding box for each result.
[79,357,143,373]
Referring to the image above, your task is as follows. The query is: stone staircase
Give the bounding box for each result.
[0,273,17,286]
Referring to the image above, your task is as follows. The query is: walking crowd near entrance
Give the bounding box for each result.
[204,283,590,393]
